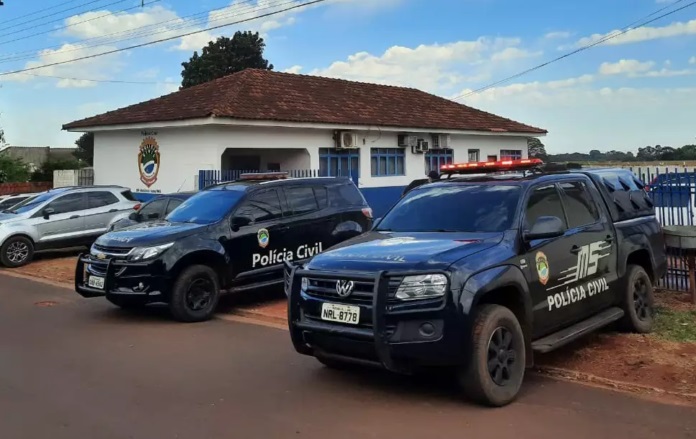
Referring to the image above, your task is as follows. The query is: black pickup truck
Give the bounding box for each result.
[285,159,667,407]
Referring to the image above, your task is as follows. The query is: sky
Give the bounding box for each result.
[0,0,695,155]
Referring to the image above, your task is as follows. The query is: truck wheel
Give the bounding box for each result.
[458,304,526,407]
[169,265,220,323]
[620,265,654,333]
[0,236,34,268]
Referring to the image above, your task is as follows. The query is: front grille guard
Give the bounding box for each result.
[75,253,151,298]
[285,260,449,371]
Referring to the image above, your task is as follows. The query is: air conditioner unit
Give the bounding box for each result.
[397,134,418,148]
[336,131,360,149]
[431,134,450,149]
[413,139,429,154]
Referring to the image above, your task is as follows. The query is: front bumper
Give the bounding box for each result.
[74,253,170,302]
[286,262,468,372]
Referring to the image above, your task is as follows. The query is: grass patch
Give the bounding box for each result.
[654,306,696,342]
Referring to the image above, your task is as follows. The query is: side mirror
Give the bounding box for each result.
[231,216,252,232]
[128,212,141,221]
[42,207,54,219]
[523,216,565,241]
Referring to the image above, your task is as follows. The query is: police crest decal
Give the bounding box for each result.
[257,228,270,248]
[535,251,550,285]
[138,136,160,188]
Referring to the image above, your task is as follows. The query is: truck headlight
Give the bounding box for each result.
[128,243,174,261]
[394,274,448,300]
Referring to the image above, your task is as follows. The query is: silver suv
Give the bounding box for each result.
[0,186,139,267]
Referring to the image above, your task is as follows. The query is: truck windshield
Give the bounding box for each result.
[5,193,51,214]
[166,189,245,225]
[376,184,521,233]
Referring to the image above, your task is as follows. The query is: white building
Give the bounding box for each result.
[63,69,546,214]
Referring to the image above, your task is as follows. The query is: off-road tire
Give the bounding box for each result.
[169,265,220,323]
[0,236,34,268]
[106,295,146,310]
[458,304,526,407]
[619,264,654,333]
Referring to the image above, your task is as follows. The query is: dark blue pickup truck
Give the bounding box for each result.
[285,159,667,407]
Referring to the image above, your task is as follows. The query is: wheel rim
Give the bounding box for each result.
[633,276,652,321]
[185,277,214,312]
[487,326,517,386]
[6,241,29,264]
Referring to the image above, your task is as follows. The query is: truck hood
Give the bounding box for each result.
[95,221,208,247]
[305,231,503,272]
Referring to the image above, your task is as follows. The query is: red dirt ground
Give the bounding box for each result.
[5,255,695,399]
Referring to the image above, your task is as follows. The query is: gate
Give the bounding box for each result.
[77,168,94,186]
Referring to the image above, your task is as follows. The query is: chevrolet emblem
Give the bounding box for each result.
[96,253,106,260]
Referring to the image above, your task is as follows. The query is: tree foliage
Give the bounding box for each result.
[0,154,30,183]
[73,132,94,166]
[30,158,81,182]
[180,31,273,89]
[527,137,547,161]
[547,144,696,163]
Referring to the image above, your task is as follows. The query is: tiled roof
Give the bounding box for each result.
[63,69,547,134]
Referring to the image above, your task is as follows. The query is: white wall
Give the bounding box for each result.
[93,124,531,193]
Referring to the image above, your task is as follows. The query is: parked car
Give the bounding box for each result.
[75,174,373,322]
[285,159,666,407]
[0,186,140,267]
[0,193,37,211]
[108,192,196,232]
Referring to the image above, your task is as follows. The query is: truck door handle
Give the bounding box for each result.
[570,245,581,254]
[605,235,614,243]
[70,215,80,219]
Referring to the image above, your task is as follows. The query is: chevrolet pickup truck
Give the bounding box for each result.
[285,159,667,407]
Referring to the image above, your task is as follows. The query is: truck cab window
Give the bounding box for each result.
[525,185,566,229]
[559,182,599,228]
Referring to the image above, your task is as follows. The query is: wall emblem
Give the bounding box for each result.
[536,251,550,285]
[138,136,160,188]
[257,228,270,248]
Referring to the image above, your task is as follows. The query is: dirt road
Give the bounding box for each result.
[1,274,694,439]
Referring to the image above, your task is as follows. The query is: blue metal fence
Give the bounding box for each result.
[629,166,696,292]
[199,169,323,189]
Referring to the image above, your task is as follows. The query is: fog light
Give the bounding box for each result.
[301,277,309,291]
[419,322,435,337]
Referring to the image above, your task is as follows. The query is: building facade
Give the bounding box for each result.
[64,69,546,211]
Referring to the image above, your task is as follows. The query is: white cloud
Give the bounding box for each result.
[576,19,696,47]
[640,68,696,77]
[310,38,534,92]
[599,59,655,75]
[3,43,123,88]
[690,56,696,64]
[544,31,571,39]
[283,65,303,74]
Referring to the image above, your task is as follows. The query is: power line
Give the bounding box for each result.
[0,0,327,77]
[0,0,85,25]
[0,0,125,35]
[0,0,267,64]
[0,0,295,66]
[0,0,162,47]
[0,0,129,38]
[453,0,696,100]
[17,71,178,84]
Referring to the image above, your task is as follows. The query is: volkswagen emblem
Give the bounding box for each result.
[335,279,354,297]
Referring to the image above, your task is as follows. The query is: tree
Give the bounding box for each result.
[180,31,274,89]
[30,158,81,182]
[527,137,548,161]
[0,154,30,183]
[73,132,94,166]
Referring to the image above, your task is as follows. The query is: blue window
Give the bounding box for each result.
[425,148,453,174]
[371,148,405,177]
[319,148,360,179]
[500,149,522,160]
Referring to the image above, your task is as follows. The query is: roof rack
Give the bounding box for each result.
[238,172,289,181]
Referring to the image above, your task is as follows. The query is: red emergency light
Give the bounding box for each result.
[440,158,544,175]
[239,172,289,181]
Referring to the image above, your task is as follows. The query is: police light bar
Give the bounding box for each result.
[239,172,289,181]
[440,158,544,175]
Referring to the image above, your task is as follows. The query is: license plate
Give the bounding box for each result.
[321,303,360,325]
[88,275,105,290]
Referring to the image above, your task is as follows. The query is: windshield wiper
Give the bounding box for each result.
[2,209,16,214]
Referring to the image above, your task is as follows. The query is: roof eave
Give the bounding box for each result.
[62,116,547,136]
